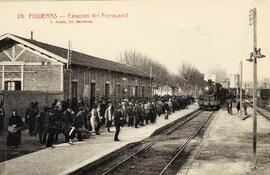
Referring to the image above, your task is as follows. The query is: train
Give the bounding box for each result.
[198,80,229,110]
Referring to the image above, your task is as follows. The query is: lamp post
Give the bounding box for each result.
[246,8,266,164]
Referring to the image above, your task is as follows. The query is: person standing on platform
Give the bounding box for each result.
[113,104,123,141]
[163,101,170,119]
[46,108,58,148]
[99,100,107,125]
[139,101,145,126]
[7,110,23,149]
[226,100,230,114]
[151,100,157,123]
[144,100,151,124]
[105,101,114,132]
[227,99,233,115]
[133,101,140,128]
[157,99,163,116]
[243,102,248,115]
[37,106,49,144]
[26,102,39,136]
[168,99,173,114]
[126,102,134,127]
[90,103,101,135]
[51,104,62,144]
[236,101,240,115]
[72,107,84,142]
[0,104,5,134]
[62,107,75,144]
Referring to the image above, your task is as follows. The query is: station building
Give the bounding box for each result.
[0,33,151,126]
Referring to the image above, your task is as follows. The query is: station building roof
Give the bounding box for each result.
[0,33,151,78]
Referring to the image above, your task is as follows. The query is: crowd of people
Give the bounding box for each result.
[6,95,194,149]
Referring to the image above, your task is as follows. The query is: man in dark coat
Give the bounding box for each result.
[50,105,62,143]
[133,101,140,128]
[46,108,58,148]
[99,100,107,125]
[150,101,157,123]
[37,106,49,144]
[139,101,145,126]
[243,102,248,115]
[236,101,240,115]
[72,108,84,142]
[163,101,170,119]
[26,102,39,136]
[62,107,75,143]
[113,104,123,141]
[127,102,134,127]
[0,104,5,133]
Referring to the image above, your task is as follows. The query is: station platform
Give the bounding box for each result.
[0,103,198,175]
[178,106,270,175]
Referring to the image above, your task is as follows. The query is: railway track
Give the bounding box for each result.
[93,110,216,175]
[246,100,270,120]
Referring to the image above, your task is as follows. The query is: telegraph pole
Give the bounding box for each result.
[150,66,153,98]
[67,40,72,99]
[250,7,258,165]
[240,61,243,119]
[247,8,266,164]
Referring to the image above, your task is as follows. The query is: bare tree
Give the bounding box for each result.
[118,50,170,85]
[177,63,204,95]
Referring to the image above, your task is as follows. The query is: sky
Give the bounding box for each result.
[0,0,269,82]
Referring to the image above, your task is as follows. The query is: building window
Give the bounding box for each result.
[142,86,145,97]
[105,83,110,97]
[71,81,78,99]
[116,84,121,102]
[4,81,21,91]
[91,83,96,99]
[135,86,138,97]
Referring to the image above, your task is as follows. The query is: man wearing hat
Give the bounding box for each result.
[113,104,123,141]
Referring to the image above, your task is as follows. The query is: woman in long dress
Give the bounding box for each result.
[7,110,23,148]
[90,103,100,135]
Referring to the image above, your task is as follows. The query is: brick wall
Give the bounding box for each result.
[63,65,151,103]
[24,65,62,91]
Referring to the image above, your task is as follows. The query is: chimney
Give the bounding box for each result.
[31,31,33,40]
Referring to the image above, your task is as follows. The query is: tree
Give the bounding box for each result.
[117,50,170,84]
[177,63,204,95]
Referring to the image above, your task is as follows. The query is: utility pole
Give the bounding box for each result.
[240,61,243,119]
[247,8,266,164]
[150,66,153,98]
[67,40,72,99]
[251,8,258,164]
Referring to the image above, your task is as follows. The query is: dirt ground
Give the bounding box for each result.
[0,129,65,163]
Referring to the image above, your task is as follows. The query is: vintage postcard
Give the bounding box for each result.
[0,0,269,175]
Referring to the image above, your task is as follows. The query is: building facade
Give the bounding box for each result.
[0,33,152,106]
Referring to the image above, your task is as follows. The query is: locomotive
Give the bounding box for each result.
[198,80,229,110]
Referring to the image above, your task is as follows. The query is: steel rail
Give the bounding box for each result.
[247,100,270,120]
[101,109,203,175]
[159,111,216,175]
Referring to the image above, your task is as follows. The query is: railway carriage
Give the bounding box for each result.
[260,89,270,105]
